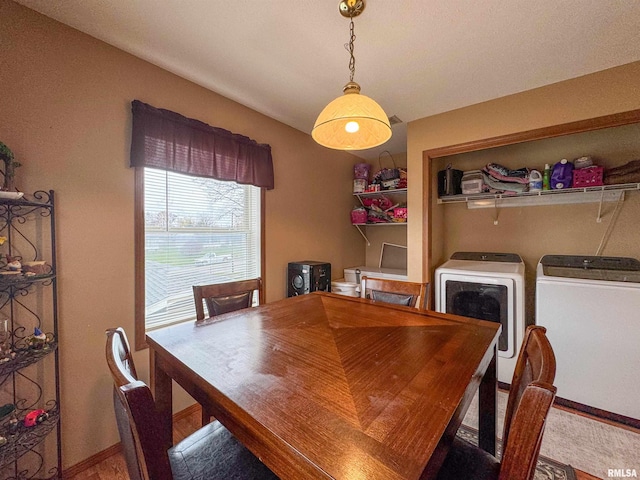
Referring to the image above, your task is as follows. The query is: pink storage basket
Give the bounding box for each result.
[572,166,603,188]
[351,207,367,224]
[393,207,407,219]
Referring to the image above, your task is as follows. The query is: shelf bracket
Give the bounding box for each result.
[493,198,499,225]
[596,190,605,223]
[354,225,371,246]
[596,190,624,224]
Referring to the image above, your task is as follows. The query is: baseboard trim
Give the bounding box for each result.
[63,443,122,479]
[501,380,639,432]
[174,402,201,422]
[553,396,640,432]
[62,403,202,479]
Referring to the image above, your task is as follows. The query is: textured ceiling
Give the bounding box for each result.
[15,0,640,159]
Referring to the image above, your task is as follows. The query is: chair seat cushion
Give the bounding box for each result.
[169,420,278,480]
[436,437,500,480]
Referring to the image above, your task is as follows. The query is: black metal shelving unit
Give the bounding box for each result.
[0,190,60,479]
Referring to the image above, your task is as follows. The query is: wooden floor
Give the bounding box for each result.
[66,406,600,480]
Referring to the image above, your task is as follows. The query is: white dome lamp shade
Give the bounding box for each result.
[313,81,391,150]
[312,0,392,151]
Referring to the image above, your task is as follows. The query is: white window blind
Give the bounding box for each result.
[144,167,261,330]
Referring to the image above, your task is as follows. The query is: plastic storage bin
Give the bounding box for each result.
[572,166,604,188]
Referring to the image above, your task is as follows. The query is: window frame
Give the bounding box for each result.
[134,167,266,351]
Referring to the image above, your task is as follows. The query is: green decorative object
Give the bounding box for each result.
[0,403,15,420]
[0,142,21,192]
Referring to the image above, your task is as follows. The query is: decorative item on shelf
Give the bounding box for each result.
[5,254,21,272]
[0,403,16,420]
[0,318,12,363]
[350,206,367,224]
[23,408,49,428]
[22,261,49,276]
[27,327,53,350]
[364,183,380,192]
[0,403,17,442]
[0,141,22,195]
[6,414,19,434]
[312,0,391,150]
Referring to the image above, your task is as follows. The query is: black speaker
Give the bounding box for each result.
[287,261,331,297]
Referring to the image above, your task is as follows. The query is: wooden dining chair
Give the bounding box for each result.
[118,380,278,480]
[192,279,263,424]
[106,328,277,480]
[361,276,430,309]
[436,325,557,480]
[193,278,263,321]
[105,327,144,480]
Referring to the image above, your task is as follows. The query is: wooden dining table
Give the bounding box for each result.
[146,291,501,480]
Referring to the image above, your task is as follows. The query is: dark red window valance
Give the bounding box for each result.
[130,100,274,190]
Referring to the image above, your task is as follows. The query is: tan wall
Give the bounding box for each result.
[407,61,640,288]
[0,1,364,469]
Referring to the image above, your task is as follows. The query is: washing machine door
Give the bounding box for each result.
[438,273,515,358]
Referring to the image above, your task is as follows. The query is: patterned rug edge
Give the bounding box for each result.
[457,425,577,480]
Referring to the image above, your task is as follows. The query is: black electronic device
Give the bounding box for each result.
[287,261,331,297]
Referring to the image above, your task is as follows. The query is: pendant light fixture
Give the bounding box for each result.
[312,0,392,151]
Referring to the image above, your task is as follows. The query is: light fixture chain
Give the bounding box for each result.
[345,16,356,82]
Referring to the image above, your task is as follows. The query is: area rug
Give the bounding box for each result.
[456,425,578,480]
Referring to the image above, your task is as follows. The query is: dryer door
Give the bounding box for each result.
[438,273,515,358]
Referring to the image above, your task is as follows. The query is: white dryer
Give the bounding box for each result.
[536,255,640,422]
[435,252,526,384]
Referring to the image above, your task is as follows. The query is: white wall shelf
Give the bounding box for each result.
[437,183,640,209]
[352,188,407,245]
[353,188,407,199]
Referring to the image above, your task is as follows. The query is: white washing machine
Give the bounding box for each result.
[435,252,526,384]
[536,255,640,422]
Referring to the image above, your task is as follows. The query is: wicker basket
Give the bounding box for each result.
[373,151,399,182]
